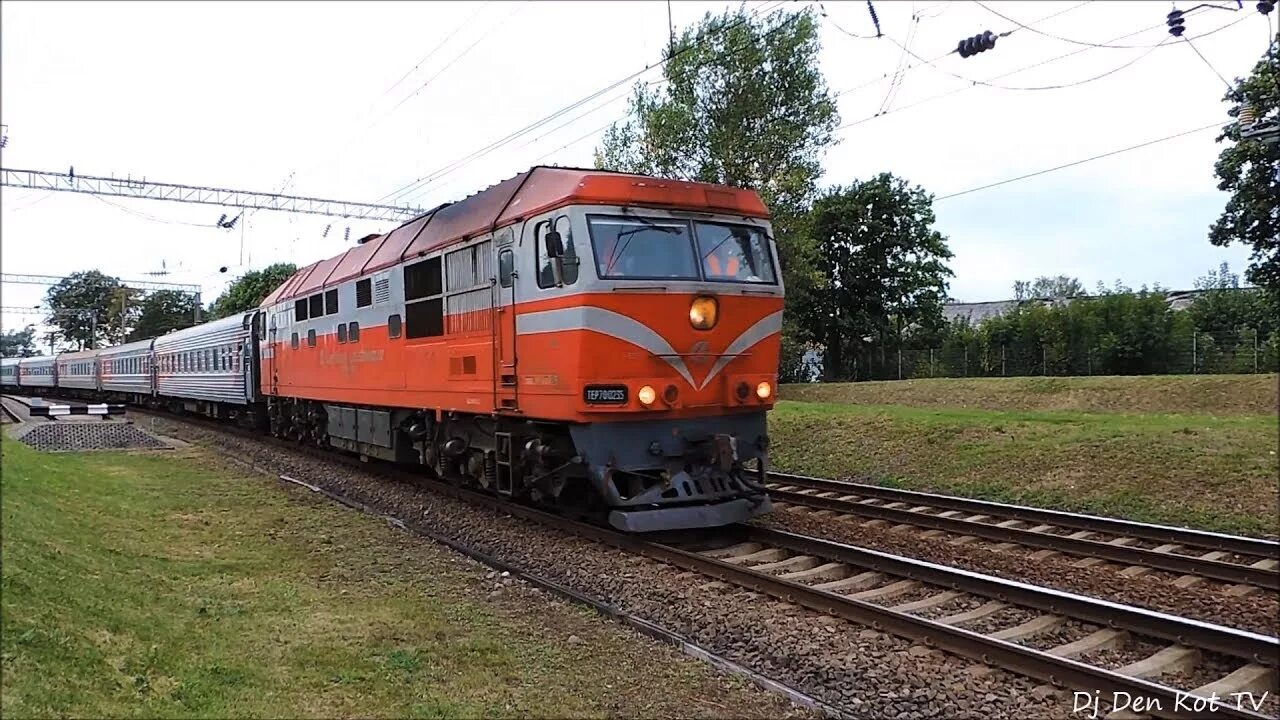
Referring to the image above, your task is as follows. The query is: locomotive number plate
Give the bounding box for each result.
[583,385,629,404]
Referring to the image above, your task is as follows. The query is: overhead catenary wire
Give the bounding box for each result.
[935,121,1222,201]
[973,0,1231,50]
[835,11,1253,132]
[1181,34,1240,96]
[826,0,1093,101]
[377,0,791,206]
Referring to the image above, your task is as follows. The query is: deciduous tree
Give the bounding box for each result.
[809,173,954,380]
[0,325,40,357]
[43,271,127,350]
[1209,45,1280,291]
[129,290,199,341]
[208,263,297,319]
[593,7,838,377]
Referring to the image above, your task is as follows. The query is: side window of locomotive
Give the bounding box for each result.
[535,221,554,289]
[356,278,373,308]
[337,323,347,344]
[348,322,360,342]
[498,249,514,288]
[295,299,308,322]
[404,257,444,339]
[307,329,317,347]
[325,289,339,315]
[388,313,402,339]
[556,215,579,286]
[291,332,299,349]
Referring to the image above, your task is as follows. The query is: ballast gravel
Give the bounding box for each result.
[145,415,1077,719]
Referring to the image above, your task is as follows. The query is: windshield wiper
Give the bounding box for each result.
[604,217,681,274]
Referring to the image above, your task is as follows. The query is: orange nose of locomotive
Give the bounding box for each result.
[577,292,782,417]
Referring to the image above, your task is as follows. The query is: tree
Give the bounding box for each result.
[1,325,40,357]
[1209,46,1280,291]
[208,262,297,319]
[1017,275,1088,300]
[593,6,838,374]
[44,271,130,350]
[128,290,199,341]
[809,173,954,380]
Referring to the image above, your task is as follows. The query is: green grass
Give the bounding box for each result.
[0,439,790,719]
[781,374,1280,416]
[768,399,1279,536]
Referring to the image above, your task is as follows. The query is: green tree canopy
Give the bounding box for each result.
[208,263,297,319]
[1210,44,1280,291]
[43,271,131,350]
[809,173,954,380]
[128,290,199,341]
[1,325,40,357]
[1014,276,1089,300]
[592,6,838,378]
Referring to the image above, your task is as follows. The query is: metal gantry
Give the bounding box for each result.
[1,167,425,221]
[1,273,201,294]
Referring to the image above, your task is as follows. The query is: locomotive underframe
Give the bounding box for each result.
[266,396,772,532]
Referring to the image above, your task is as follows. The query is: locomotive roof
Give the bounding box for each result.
[262,166,769,306]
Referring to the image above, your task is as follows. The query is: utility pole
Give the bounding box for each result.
[666,0,675,58]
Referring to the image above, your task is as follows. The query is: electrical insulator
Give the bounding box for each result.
[322,224,331,238]
[1239,103,1258,129]
[344,227,350,242]
[1258,1,1275,16]
[1166,9,1185,36]
[217,213,227,227]
[956,30,997,58]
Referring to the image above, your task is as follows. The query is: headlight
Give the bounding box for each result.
[638,385,657,406]
[756,381,772,400]
[689,296,718,330]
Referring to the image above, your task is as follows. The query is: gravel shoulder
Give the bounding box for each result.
[137,413,1088,720]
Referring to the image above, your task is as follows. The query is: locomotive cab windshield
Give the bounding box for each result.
[587,214,778,286]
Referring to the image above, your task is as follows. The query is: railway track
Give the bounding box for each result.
[766,471,1280,592]
[139,410,1278,719]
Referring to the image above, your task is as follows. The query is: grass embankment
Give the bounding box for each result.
[0,439,792,718]
[772,375,1279,536]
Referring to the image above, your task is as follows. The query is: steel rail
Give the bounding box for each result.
[744,526,1279,664]
[767,487,1278,590]
[769,471,1280,558]
[136,411,1274,719]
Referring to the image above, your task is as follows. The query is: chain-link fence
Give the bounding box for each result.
[812,328,1280,382]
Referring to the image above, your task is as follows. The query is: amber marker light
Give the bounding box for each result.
[638,385,657,406]
[756,381,772,400]
[689,296,718,330]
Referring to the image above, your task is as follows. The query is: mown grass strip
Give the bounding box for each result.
[768,400,1279,537]
[0,439,791,718]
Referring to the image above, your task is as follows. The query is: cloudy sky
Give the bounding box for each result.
[2,0,1272,340]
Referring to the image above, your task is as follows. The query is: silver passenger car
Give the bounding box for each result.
[153,314,255,405]
[1,357,19,389]
[100,338,155,397]
[17,355,55,388]
[56,349,101,392]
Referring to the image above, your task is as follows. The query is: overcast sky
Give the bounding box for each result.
[2,0,1272,342]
